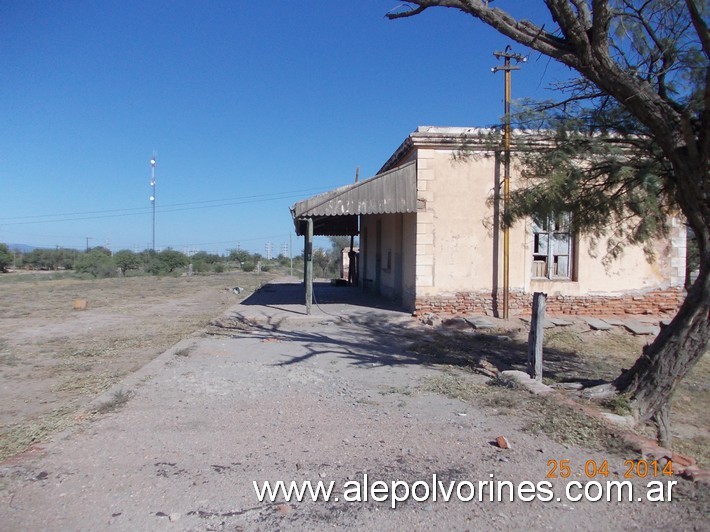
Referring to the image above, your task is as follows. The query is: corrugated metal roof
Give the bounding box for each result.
[290,161,417,220]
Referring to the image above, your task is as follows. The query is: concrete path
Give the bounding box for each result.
[0,280,701,530]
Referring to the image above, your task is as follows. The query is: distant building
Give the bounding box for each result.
[291,127,685,316]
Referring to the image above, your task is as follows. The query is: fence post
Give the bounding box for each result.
[527,292,546,381]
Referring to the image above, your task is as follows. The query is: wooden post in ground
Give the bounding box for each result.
[527,292,546,381]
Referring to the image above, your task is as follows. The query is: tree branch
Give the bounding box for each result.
[386,1,575,60]
[386,3,429,19]
[571,0,592,28]
[545,0,592,58]
[591,0,612,48]
[393,2,693,153]
[685,0,710,58]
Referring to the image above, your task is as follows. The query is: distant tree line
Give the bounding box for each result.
[0,239,357,279]
[0,244,307,279]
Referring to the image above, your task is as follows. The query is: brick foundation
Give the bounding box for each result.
[414,287,685,317]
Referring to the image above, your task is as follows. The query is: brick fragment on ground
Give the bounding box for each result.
[277,504,290,515]
[495,436,510,449]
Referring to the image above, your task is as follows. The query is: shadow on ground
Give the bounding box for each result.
[239,281,406,313]
[214,282,613,386]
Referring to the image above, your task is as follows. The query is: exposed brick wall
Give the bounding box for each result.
[414,287,685,317]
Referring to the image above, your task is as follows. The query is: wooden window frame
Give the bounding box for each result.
[531,214,574,280]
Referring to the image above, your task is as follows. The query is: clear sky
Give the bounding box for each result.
[1,1,570,255]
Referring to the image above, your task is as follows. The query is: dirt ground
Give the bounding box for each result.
[0,273,707,529]
[0,270,273,460]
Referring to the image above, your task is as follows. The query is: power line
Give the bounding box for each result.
[6,233,294,252]
[0,187,327,226]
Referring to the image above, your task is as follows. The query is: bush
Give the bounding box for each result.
[145,249,189,275]
[0,243,12,272]
[74,250,116,278]
[192,260,210,273]
[114,250,141,275]
[242,262,255,272]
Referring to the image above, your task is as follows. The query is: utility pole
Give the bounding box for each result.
[85,236,92,251]
[150,155,156,251]
[492,46,525,320]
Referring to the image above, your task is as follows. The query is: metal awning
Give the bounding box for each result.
[290,161,417,236]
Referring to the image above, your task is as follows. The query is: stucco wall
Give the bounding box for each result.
[360,213,417,309]
[411,146,685,316]
[415,147,522,294]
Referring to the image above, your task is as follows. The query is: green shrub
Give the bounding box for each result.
[114,250,140,275]
[193,260,210,273]
[145,249,189,275]
[0,243,12,272]
[74,251,116,278]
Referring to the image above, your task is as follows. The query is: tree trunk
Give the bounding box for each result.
[614,256,710,437]
[386,0,710,445]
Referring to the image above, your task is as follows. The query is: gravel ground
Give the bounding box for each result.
[0,280,706,530]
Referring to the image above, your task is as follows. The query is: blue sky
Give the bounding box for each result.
[1,1,569,255]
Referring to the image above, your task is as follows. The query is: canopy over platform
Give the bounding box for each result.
[290,161,417,236]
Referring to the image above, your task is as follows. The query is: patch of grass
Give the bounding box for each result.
[0,352,19,366]
[0,271,76,286]
[525,395,629,453]
[673,435,710,470]
[62,362,94,373]
[482,391,523,412]
[68,349,103,358]
[601,394,633,416]
[55,372,117,395]
[0,407,77,461]
[421,373,487,401]
[174,346,192,357]
[94,389,132,414]
[353,397,380,407]
[379,385,413,396]
[487,373,520,389]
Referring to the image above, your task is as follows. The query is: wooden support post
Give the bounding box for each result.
[304,218,313,315]
[527,292,546,381]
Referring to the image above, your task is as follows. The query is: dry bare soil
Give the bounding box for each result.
[0,271,272,460]
[1,272,707,468]
[0,272,708,528]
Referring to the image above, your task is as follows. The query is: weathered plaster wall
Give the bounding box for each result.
[412,147,685,316]
[360,213,417,309]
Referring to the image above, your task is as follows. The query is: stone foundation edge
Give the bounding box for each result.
[414,287,685,317]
